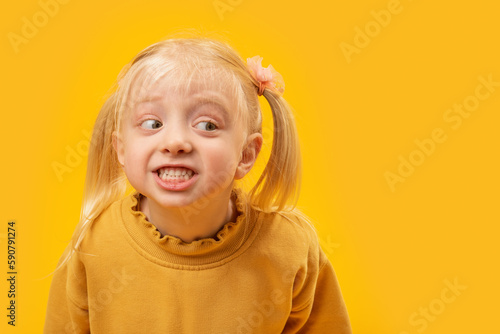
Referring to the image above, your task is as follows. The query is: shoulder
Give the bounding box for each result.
[275,209,319,242]
[254,208,322,264]
[79,193,134,252]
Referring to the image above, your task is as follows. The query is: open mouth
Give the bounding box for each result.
[156,167,196,183]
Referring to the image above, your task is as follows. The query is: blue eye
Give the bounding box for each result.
[141,119,162,129]
[196,121,218,131]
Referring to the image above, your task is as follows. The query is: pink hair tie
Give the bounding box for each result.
[247,56,285,96]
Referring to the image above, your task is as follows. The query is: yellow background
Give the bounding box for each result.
[2,0,499,332]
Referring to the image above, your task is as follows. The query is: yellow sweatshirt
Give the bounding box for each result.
[44,188,352,333]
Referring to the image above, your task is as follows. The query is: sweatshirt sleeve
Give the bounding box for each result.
[298,253,352,333]
[44,247,90,334]
[282,233,352,333]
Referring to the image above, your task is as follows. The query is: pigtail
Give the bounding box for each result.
[54,93,127,271]
[249,89,302,212]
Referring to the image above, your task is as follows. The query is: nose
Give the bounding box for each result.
[159,123,193,155]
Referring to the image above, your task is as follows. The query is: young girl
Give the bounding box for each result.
[44,36,352,333]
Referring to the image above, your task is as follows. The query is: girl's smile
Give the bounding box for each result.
[153,165,199,191]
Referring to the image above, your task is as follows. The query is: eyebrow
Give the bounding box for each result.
[135,93,232,119]
[190,95,231,119]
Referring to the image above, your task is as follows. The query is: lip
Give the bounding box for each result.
[153,164,199,191]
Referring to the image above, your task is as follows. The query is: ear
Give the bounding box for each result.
[112,131,125,167]
[235,133,263,180]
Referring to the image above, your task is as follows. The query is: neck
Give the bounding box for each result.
[139,189,237,243]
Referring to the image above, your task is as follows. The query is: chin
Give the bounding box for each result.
[151,192,200,208]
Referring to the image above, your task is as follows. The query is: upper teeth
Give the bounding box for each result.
[158,167,194,177]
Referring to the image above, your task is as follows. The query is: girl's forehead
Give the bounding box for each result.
[129,66,239,105]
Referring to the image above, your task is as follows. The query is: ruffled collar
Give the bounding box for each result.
[119,187,262,269]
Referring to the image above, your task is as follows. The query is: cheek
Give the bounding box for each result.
[122,142,149,173]
[204,142,240,175]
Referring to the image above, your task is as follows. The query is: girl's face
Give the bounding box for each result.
[114,71,260,209]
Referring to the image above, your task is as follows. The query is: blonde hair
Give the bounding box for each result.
[56,36,305,270]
